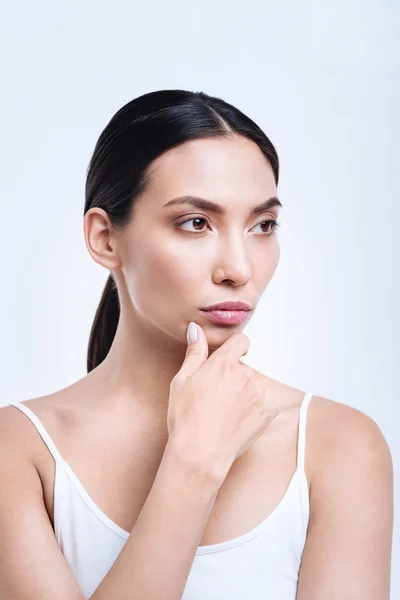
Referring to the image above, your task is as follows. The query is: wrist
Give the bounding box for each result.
[163,437,228,492]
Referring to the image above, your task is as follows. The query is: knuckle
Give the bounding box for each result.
[217,352,235,369]
[241,365,255,381]
[236,370,254,390]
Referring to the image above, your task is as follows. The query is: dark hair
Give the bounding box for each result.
[84,89,280,373]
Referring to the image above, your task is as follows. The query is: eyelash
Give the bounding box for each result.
[176,216,281,236]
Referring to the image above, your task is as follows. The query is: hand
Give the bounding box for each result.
[167,322,279,482]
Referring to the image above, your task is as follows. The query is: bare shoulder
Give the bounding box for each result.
[257,374,392,493]
[0,400,40,449]
[305,394,393,522]
[308,394,392,469]
[0,391,73,464]
[0,400,47,503]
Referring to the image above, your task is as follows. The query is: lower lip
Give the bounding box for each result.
[199,309,252,325]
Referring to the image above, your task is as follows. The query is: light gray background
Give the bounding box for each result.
[0,0,398,595]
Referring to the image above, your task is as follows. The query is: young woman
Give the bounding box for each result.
[0,89,393,600]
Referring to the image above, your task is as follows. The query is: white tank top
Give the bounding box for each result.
[8,391,313,599]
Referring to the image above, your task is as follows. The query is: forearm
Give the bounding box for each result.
[89,441,222,600]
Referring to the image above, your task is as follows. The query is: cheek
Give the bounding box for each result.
[252,241,280,283]
[270,242,280,269]
[267,243,280,279]
[132,239,205,301]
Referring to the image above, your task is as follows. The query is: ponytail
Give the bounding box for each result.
[86,274,120,373]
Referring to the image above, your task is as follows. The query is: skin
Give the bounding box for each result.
[82,133,282,424]
[0,134,393,598]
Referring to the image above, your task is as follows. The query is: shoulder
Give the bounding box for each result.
[0,402,45,502]
[309,394,392,465]
[307,394,393,507]
[0,401,33,445]
[253,373,391,473]
[254,374,391,483]
[0,401,42,464]
[0,394,68,464]
[264,383,393,496]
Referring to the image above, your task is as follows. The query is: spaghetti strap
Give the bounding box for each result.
[8,401,64,465]
[296,392,313,471]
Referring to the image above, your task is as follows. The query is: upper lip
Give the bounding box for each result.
[200,301,253,311]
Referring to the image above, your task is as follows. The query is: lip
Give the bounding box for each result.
[199,301,253,311]
[199,308,253,325]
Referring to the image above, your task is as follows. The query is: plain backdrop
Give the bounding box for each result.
[0,0,398,596]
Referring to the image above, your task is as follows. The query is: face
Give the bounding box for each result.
[116,135,281,350]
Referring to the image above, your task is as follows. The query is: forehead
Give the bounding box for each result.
[144,136,277,207]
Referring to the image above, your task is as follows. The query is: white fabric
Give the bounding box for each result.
[8,391,313,599]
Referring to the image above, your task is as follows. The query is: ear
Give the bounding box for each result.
[83,208,122,270]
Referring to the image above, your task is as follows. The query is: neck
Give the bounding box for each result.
[80,306,284,431]
[90,309,192,421]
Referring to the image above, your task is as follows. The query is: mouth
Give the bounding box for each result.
[199,301,253,312]
[199,308,254,325]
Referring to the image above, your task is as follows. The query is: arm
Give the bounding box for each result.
[90,439,222,599]
[0,409,85,599]
[296,403,394,600]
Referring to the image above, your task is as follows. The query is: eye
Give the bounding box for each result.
[251,219,281,236]
[176,216,281,236]
[176,217,209,232]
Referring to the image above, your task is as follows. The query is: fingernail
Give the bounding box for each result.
[187,322,198,344]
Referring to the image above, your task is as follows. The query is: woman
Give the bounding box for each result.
[0,89,393,599]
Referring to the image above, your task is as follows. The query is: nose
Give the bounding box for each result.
[212,232,251,286]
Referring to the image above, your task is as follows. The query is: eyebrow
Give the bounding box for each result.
[163,195,282,217]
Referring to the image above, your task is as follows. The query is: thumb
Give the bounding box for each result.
[180,321,209,376]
